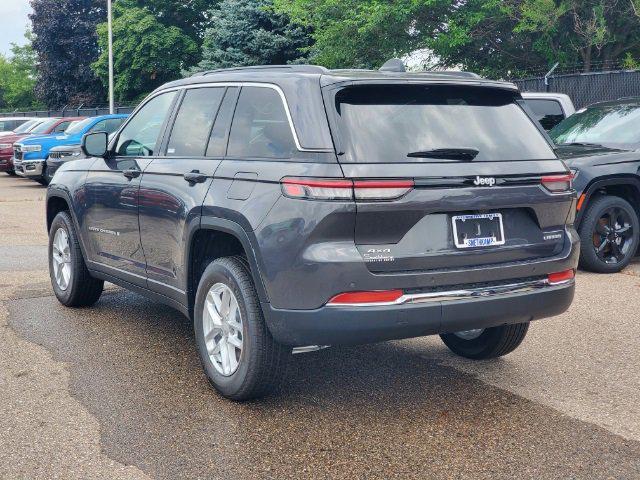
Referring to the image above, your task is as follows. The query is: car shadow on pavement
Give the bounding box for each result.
[8,288,640,480]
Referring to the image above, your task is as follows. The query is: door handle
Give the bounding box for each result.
[123,169,141,180]
[183,171,208,184]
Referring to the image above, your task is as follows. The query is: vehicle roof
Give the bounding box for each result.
[89,113,129,120]
[521,92,572,100]
[0,116,39,121]
[170,64,517,91]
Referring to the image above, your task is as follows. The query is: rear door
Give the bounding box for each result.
[138,86,234,302]
[326,83,574,274]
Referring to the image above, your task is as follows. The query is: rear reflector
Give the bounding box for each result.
[541,174,573,193]
[327,290,404,305]
[281,177,353,200]
[353,180,414,200]
[281,177,414,201]
[547,269,575,285]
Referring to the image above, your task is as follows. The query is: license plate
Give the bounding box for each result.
[452,213,505,249]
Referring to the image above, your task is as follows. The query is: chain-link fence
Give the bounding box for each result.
[514,69,640,109]
[0,105,136,118]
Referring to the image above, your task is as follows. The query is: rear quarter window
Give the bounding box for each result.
[227,86,297,159]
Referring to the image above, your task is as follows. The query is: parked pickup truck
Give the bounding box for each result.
[15,114,127,184]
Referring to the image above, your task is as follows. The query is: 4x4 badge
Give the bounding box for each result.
[473,176,496,187]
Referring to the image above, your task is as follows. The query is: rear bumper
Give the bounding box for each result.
[263,278,575,346]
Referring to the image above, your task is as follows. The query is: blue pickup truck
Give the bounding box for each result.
[15,114,128,184]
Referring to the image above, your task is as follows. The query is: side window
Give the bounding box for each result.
[116,92,177,157]
[526,99,565,131]
[227,87,297,159]
[54,121,72,133]
[88,120,108,133]
[167,88,225,157]
[206,87,238,157]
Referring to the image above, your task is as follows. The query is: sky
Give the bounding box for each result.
[0,0,32,57]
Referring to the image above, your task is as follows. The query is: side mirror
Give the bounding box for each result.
[82,131,109,158]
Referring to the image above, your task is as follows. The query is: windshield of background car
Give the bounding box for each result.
[549,103,640,149]
[64,118,94,135]
[333,85,556,162]
[13,120,39,133]
[30,118,60,134]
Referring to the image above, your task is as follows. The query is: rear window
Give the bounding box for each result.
[526,99,565,130]
[333,85,555,162]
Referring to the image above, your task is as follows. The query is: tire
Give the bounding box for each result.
[49,211,104,307]
[194,256,290,401]
[578,195,639,273]
[36,176,49,186]
[440,323,529,360]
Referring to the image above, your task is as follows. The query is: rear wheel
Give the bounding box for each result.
[579,195,639,273]
[194,256,290,401]
[440,323,529,359]
[49,211,104,307]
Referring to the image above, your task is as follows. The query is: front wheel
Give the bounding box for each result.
[440,323,529,359]
[49,211,104,307]
[194,256,290,401]
[578,195,639,273]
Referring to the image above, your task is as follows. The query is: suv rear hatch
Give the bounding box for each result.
[324,82,574,273]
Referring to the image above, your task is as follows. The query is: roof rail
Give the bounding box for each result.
[191,65,329,77]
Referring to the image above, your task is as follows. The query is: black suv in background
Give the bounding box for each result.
[550,98,640,273]
[46,64,579,400]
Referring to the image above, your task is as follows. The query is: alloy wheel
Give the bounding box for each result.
[203,283,244,376]
[454,328,485,341]
[52,228,72,291]
[592,207,634,264]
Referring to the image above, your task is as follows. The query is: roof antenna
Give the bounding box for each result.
[379,58,406,73]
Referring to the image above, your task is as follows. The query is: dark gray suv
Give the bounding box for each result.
[46,64,579,400]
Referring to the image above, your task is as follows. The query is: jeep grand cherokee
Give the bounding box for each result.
[46,63,579,401]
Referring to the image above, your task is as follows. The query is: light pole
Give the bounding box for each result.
[107,0,114,114]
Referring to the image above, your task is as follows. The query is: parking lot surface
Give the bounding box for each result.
[0,175,639,479]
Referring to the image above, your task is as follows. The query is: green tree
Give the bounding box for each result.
[0,33,41,110]
[30,0,105,107]
[92,1,198,102]
[191,0,312,73]
[275,0,640,76]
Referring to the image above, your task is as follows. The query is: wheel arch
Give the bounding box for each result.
[186,216,269,320]
[46,188,90,262]
[576,175,640,227]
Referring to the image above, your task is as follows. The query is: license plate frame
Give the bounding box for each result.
[451,213,505,249]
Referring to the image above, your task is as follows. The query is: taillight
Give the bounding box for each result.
[353,180,414,200]
[541,174,573,193]
[327,290,404,306]
[280,178,413,201]
[281,177,353,200]
[547,269,575,285]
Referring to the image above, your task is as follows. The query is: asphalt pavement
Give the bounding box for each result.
[0,174,639,479]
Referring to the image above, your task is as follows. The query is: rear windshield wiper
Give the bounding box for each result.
[407,148,479,161]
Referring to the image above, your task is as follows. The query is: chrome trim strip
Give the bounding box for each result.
[140,82,333,153]
[326,278,574,307]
